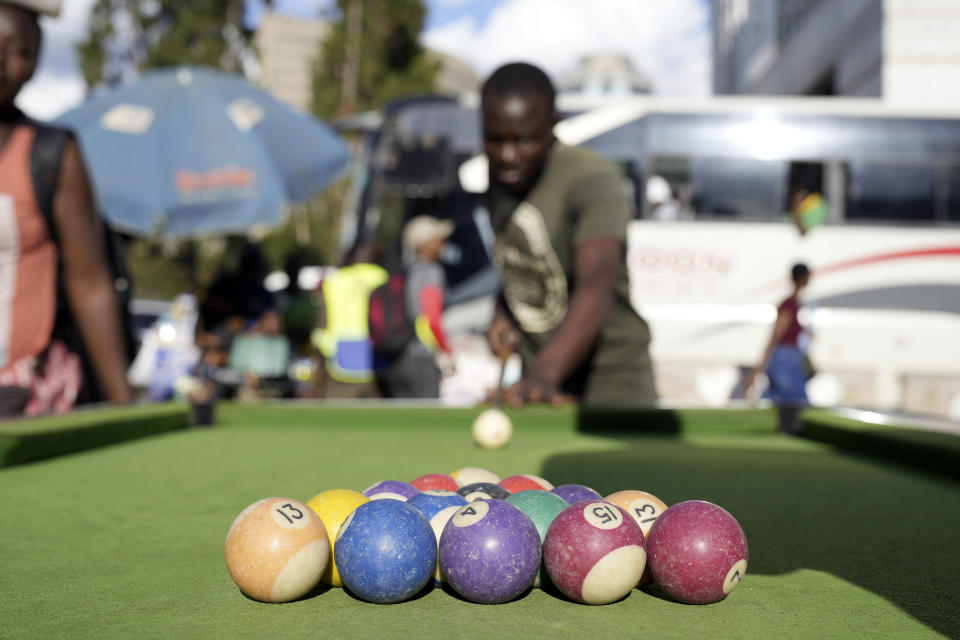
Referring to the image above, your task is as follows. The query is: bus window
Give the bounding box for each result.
[948,165,960,222]
[846,162,937,222]
[688,158,786,221]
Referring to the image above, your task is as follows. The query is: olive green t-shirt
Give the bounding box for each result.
[488,143,656,405]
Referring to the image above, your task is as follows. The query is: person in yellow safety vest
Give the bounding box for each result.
[311,245,387,398]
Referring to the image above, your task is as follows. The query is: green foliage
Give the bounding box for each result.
[76,0,111,88]
[123,179,349,301]
[312,0,439,119]
[258,178,350,271]
[77,0,258,87]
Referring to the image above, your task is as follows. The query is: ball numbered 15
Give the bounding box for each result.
[543,501,646,605]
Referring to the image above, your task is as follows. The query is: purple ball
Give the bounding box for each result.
[551,484,603,505]
[362,480,420,501]
[439,500,541,604]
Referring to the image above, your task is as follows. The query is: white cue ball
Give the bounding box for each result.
[472,408,513,449]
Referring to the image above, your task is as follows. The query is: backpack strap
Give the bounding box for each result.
[30,123,70,244]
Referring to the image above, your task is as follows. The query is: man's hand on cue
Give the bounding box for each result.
[503,368,575,407]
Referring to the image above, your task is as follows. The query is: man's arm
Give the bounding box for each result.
[503,236,621,406]
[53,137,132,404]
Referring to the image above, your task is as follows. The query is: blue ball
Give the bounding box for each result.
[408,490,470,584]
[334,500,436,603]
[407,489,469,522]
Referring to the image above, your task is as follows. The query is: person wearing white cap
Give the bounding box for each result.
[0,0,131,416]
[376,215,454,398]
[645,175,682,221]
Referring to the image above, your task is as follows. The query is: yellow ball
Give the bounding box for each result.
[224,497,329,603]
[471,408,513,450]
[306,489,369,586]
[450,466,501,485]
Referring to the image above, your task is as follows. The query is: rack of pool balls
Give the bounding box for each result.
[224,466,748,605]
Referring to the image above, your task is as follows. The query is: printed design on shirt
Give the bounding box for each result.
[0,194,18,367]
[494,201,567,333]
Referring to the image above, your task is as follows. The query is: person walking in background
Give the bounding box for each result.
[481,62,657,407]
[745,263,812,434]
[373,215,454,399]
[311,244,386,398]
[0,0,131,417]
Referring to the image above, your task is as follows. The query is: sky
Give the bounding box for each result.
[18,0,712,121]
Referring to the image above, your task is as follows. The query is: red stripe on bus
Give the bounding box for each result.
[748,246,960,295]
[813,246,960,276]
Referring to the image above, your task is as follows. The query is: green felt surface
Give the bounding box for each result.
[0,403,188,468]
[0,403,957,639]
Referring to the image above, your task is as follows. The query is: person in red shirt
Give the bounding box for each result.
[376,216,454,398]
[745,263,811,433]
[0,1,131,416]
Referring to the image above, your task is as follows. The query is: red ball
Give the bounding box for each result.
[410,474,460,492]
[646,500,748,604]
[499,474,553,493]
[543,501,646,605]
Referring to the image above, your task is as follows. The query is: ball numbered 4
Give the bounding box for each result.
[439,500,541,604]
[334,499,436,604]
[224,497,330,603]
[646,500,748,604]
[543,501,646,605]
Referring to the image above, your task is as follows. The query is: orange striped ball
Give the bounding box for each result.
[225,497,330,603]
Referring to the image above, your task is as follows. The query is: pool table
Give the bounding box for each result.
[1,402,957,639]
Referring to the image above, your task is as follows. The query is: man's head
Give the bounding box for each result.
[403,215,454,261]
[481,62,558,194]
[0,1,43,110]
[791,263,811,289]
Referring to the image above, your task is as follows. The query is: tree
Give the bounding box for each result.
[311,0,439,120]
[77,0,258,88]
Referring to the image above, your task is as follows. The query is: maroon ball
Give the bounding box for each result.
[543,501,646,605]
[646,500,748,604]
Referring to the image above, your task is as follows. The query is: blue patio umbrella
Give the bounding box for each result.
[56,66,351,237]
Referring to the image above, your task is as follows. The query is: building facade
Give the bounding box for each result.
[713,0,882,97]
[255,12,330,111]
[714,0,960,106]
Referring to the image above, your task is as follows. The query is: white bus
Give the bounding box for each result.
[347,95,960,416]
